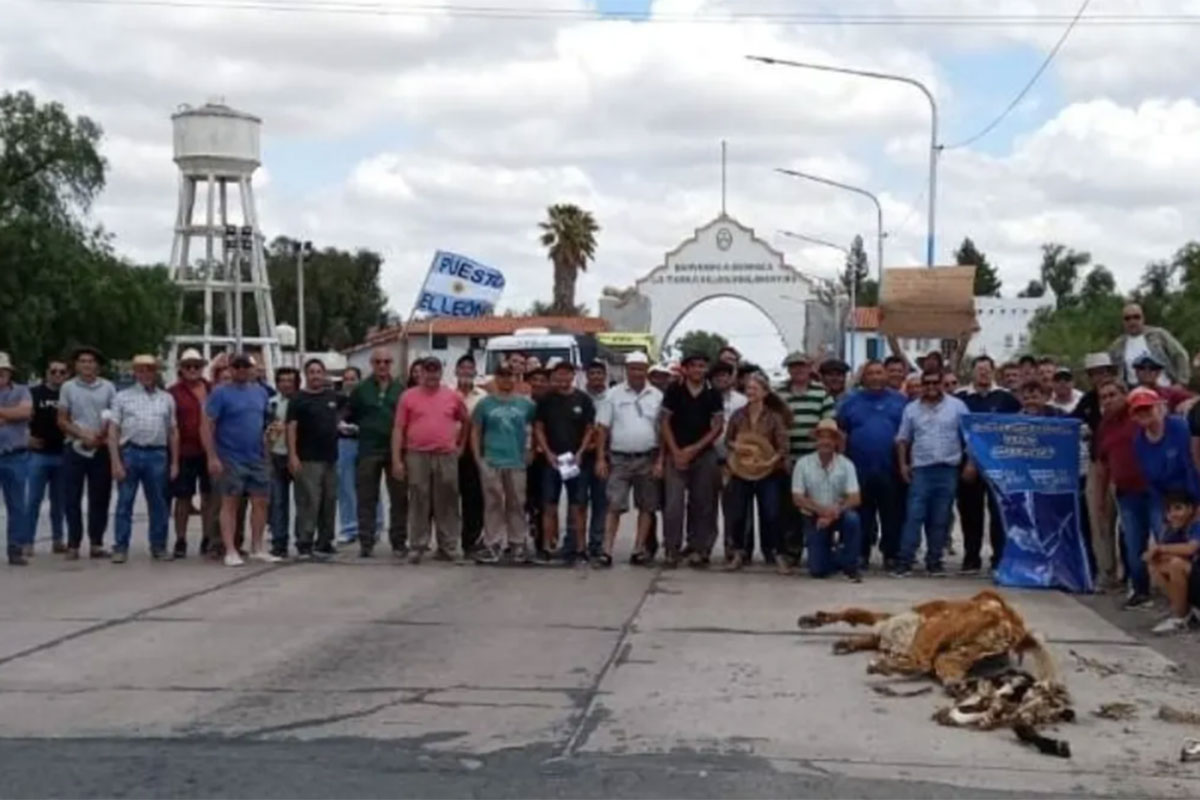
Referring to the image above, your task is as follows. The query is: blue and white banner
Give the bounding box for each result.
[961,414,1094,593]
[415,250,505,318]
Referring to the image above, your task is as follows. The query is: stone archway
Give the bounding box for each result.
[600,214,829,358]
[658,293,790,360]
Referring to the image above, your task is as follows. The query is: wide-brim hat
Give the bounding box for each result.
[729,431,779,482]
[0,351,13,373]
[178,348,207,365]
[1083,352,1113,371]
[814,418,844,441]
[131,354,159,369]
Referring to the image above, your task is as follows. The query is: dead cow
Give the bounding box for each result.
[796,590,1057,686]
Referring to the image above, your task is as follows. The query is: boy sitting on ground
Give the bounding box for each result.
[1145,490,1200,634]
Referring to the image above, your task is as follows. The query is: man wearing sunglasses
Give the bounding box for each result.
[893,368,969,577]
[27,361,69,554]
[167,349,212,558]
[1109,303,1189,388]
[347,347,407,558]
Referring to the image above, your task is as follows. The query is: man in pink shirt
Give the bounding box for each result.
[391,357,468,563]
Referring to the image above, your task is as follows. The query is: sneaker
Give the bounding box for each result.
[52,541,68,554]
[432,549,456,563]
[89,547,110,559]
[959,565,982,577]
[358,546,374,559]
[1123,592,1153,610]
[1153,615,1190,635]
[845,570,863,584]
[224,552,245,567]
[473,546,501,565]
[926,564,947,577]
[173,539,187,559]
[889,565,912,578]
[776,559,793,576]
[314,544,337,557]
[408,550,424,565]
[150,549,173,561]
[249,550,282,564]
[663,553,681,570]
[295,548,314,561]
[724,553,745,572]
[533,549,553,565]
[111,551,128,564]
[7,552,28,567]
[64,548,80,561]
[269,546,288,559]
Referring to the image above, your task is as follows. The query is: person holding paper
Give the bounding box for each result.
[533,360,596,566]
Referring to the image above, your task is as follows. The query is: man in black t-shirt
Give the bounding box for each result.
[534,361,595,564]
[660,351,724,568]
[28,361,69,553]
[286,358,342,558]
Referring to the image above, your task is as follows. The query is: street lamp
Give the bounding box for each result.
[775,167,885,360]
[747,54,939,267]
[777,230,852,362]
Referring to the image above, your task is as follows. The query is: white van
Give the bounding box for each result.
[483,328,582,377]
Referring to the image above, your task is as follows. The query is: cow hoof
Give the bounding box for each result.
[797,614,822,629]
[833,640,853,655]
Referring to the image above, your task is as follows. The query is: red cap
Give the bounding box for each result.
[1128,386,1163,411]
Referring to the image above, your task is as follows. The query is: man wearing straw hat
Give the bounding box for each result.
[0,352,33,565]
[109,354,178,563]
[791,418,863,582]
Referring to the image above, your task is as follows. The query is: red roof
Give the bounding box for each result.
[852,307,881,330]
[359,316,609,347]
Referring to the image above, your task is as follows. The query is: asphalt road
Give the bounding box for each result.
[2,505,1200,798]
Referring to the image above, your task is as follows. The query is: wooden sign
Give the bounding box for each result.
[879,266,978,337]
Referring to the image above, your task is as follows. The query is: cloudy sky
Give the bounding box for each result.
[6,0,1200,363]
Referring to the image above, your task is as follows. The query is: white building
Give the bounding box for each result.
[844,296,1055,370]
[343,316,609,378]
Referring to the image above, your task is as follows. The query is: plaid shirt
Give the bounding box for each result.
[112,385,176,447]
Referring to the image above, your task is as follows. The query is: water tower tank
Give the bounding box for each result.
[171,101,261,176]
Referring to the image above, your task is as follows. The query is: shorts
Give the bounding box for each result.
[215,459,270,498]
[541,465,586,507]
[606,451,661,514]
[171,455,212,498]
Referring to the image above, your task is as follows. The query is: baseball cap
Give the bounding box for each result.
[229,353,254,369]
[1133,354,1164,371]
[1053,366,1073,380]
[624,351,650,366]
[648,362,671,376]
[783,351,811,367]
[1128,387,1163,410]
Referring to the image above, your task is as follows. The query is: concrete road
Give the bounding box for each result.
[3,507,1200,798]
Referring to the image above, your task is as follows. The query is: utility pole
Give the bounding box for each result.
[294,239,313,367]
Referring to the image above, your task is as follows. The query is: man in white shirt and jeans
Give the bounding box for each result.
[596,352,663,566]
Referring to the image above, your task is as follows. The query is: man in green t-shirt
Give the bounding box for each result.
[472,365,536,563]
[346,347,407,558]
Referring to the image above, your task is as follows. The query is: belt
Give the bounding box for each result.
[611,450,655,457]
[123,443,167,451]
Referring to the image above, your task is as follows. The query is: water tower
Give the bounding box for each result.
[166,100,279,377]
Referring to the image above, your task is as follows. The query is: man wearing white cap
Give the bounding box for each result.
[596,351,662,565]
[108,355,178,562]
[0,352,33,565]
[167,348,213,558]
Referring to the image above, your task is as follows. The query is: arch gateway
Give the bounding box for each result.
[599,214,837,360]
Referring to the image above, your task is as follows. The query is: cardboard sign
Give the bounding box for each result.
[879,266,977,337]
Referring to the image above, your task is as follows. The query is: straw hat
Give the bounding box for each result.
[729,431,779,482]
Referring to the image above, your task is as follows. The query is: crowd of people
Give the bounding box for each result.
[1,303,1199,632]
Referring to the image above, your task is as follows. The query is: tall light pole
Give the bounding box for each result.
[293,240,313,367]
[778,230,852,362]
[776,167,885,360]
[748,54,939,267]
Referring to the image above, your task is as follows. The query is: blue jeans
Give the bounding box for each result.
[1,450,31,555]
[26,451,65,544]
[1116,490,1162,595]
[857,468,904,563]
[804,509,863,577]
[562,458,609,557]
[899,464,959,570]
[336,438,380,540]
[113,447,170,554]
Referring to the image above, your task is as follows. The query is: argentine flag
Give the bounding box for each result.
[415,250,506,318]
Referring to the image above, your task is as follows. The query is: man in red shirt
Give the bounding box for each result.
[391,358,468,564]
[167,349,212,558]
[1095,380,1154,601]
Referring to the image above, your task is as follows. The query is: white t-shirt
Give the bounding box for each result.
[716,390,748,459]
[1124,335,1169,387]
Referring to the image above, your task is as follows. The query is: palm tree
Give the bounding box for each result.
[539,203,599,315]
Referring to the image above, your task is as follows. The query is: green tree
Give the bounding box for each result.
[265,237,389,352]
[1079,265,1116,302]
[842,235,879,305]
[1017,279,1046,298]
[528,299,590,316]
[670,330,729,363]
[1039,243,1091,309]
[539,203,599,315]
[954,237,1002,297]
[0,91,177,374]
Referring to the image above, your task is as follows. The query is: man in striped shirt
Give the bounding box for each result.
[778,351,834,571]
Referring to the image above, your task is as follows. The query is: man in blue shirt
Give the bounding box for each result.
[201,353,273,567]
[1131,387,1200,505]
[955,355,1021,575]
[837,360,907,570]
[894,368,969,576]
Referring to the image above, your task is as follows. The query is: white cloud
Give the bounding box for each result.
[5,0,1200,360]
